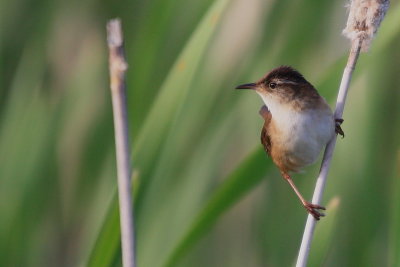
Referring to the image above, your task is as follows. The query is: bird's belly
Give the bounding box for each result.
[271,111,334,172]
[286,132,325,168]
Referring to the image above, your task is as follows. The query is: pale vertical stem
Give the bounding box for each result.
[295,39,362,267]
[106,19,136,267]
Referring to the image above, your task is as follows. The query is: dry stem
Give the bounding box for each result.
[107,19,136,267]
[296,1,389,264]
[295,39,361,267]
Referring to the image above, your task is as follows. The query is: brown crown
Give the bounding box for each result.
[258,66,309,85]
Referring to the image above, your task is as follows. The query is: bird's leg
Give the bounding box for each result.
[280,171,325,220]
[335,118,345,138]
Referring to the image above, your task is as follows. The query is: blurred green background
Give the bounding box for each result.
[1,0,400,266]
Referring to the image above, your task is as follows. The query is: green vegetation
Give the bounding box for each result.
[1,0,399,266]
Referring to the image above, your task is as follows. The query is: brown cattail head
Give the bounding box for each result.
[342,0,389,52]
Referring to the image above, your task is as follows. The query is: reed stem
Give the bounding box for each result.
[106,18,136,267]
[296,39,361,267]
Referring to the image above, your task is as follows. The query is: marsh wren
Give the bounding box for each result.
[236,66,344,220]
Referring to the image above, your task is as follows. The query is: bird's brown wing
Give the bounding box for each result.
[259,105,272,156]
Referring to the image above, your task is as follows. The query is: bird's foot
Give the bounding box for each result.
[335,118,345,138]
[303,201,326,220]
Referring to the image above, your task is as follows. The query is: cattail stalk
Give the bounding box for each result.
[296,1,389,266]
[107,19,136,267]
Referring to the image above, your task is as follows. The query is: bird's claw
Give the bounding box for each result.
[335,118,345,138]
[304,201,326,220]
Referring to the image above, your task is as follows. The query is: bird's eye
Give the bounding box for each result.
[269,82,277,89]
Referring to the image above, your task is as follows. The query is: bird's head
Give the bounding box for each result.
[236,66,320,110]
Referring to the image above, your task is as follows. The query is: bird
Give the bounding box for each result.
[236,66,344,220]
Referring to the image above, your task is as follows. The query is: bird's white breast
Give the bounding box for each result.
[259,94,334,169]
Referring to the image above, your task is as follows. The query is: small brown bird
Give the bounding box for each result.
[236,66,344,220]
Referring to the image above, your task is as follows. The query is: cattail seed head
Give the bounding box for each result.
[343,0,389,52]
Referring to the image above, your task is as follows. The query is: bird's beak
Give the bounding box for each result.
[235,83,256,90]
